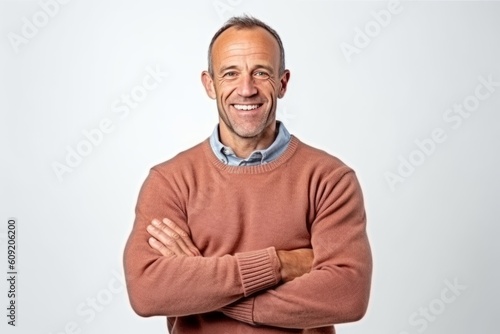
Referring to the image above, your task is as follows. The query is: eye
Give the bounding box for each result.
[223,71,237,78]
[254,71,270,78]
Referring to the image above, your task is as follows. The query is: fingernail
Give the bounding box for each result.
[152,219,160,226]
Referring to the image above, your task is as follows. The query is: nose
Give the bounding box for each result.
[236,73,258,97]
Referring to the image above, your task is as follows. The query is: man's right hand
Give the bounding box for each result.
[276,249,314,282]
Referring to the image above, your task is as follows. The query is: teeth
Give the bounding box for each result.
[233,104,260,111]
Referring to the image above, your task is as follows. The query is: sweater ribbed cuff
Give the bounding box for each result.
[221,298,255,325]
[235,247,281,297]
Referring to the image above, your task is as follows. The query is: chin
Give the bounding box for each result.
[233,123,272,138]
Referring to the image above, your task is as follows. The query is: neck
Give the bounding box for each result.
[219,122,277,158]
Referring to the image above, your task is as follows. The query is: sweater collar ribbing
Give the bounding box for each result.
[203,136,300,174]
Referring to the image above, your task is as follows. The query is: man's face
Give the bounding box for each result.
[202,27,290,142]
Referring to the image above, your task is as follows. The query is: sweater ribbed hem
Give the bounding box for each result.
[235,247,281,297]
[221,298,255,325]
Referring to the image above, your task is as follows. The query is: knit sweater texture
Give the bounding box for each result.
[124,136,372,333]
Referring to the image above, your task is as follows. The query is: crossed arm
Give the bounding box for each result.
[146,217,314,283]
[124,169,371,328]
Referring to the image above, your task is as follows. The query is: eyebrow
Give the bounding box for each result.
[218,65,239,74]
[218,64,275,75]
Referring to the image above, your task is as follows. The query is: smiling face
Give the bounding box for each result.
[202,26,290,150]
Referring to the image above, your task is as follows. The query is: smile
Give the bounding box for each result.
[232,104,262,111]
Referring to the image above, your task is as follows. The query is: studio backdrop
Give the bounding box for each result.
[1,0,499,333]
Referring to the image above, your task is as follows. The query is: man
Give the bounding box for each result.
[124,15,372,334]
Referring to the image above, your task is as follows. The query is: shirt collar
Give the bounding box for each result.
[209,121,291,166]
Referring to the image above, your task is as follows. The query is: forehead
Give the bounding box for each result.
[212,26,280,68]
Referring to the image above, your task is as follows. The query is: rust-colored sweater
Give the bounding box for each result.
[124,136,372,333]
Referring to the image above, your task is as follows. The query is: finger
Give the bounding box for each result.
[162,218,202,256]
[149,219,198,256]
[147,223,187,256]
[148,237,174,257]
[162,218,201,256]
[152,219,196,256]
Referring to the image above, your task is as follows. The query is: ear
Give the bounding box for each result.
[278,70,291,99]
[201,71,216,99]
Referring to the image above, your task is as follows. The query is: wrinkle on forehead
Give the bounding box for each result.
[220,45,272,57]
[218,49,274,68]
[212,27,280,72]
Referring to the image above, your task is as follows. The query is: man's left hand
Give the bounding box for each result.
[147,218,201,257]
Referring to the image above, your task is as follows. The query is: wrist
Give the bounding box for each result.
[276,250,288,282]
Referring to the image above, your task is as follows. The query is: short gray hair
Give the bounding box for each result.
[207,15,285,76]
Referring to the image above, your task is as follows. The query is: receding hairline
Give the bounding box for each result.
[211,26,281,72]
[207,16,286,76]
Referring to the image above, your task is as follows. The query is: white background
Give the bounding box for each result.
[1,0,499,333]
